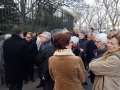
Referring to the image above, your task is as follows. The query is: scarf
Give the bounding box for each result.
[101,49,120,61]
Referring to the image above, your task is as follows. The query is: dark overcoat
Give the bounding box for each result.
[34,41,55,90]
[3,35,30,81]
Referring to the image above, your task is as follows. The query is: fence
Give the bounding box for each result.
[0,0,74,33]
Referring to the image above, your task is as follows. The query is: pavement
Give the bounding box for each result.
[0,70,93,90]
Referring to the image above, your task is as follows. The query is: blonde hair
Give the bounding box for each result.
[27,32,33,39]
[107,31,120,45]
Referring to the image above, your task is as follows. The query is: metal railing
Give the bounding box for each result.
[0,0,74,33]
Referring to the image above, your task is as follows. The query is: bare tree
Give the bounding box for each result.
[103,0,120,30]
[84,7,96,28]
[94,0,107,31]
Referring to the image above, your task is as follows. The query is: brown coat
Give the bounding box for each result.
[89,52,120,90]
[49,49,86,90]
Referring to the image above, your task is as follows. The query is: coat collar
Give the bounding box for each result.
[54,49,75,56]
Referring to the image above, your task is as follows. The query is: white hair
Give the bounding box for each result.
[4,34,12,39]
[42,31,51,41]
[92,31,99,36]
[95,33,107,44]
[71,36,79,45]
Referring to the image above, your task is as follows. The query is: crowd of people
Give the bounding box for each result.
[0,27,120,90]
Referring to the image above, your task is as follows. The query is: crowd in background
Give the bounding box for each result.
[0,27,120,90]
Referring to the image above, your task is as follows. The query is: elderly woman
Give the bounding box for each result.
[49,33,86,90]
[89,31,120,90]
[34,31,54,90]
[89,33,108,83]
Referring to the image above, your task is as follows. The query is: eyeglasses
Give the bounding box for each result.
[69,41,73,43]
[26,36,32,38]
[95,41,101,43]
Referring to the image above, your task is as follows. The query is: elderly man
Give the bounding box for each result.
[34,31,55,90]
[73,27,79,37]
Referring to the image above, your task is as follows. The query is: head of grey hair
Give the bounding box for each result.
[95,33,107,44]
[4,34,12,40]
[42,31,51,41]
[91,31,99,36]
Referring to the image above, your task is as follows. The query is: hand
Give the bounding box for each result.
[42,76,45,80]
[80,48,84,52]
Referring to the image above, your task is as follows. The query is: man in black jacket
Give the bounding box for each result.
[3,27,30,90]
[34,31,55,90]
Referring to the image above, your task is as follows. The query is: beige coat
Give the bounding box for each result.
[89,53,120,90]
[49,49,86,90]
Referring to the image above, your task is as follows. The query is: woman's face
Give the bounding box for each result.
[65,40,73,49]
[107,37,120,52]
[26,34,32,42]
[95,40,106,49]
[79,33,84,39]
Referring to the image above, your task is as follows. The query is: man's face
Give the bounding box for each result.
[40,34,47,43]
[89,29,93,33]
[74,29,79,34]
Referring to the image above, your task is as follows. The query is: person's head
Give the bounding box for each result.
[54,33,73,50]
[23,32,27,38]
[107,31,120,52]
[73,27,79,34]
[25,32,33,42]
[12,27,23,38]
[71,36,79,46]
[4,34,11,40]
[89,27,94,33]
[87,32,92,40]
[40,31,51,43]
[79,31,85,39]
[91,31,99,41]
[95,33,107,49]
[37,29,44,36]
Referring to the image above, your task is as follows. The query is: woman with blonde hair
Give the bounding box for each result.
[24,32,38,84]
[89,31,120,90]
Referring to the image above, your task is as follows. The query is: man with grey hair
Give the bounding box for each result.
[34,31,54,90]
[86,31,99,65]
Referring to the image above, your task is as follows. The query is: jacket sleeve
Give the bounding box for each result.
[77,57,86,83]
[89,56,120,76]
[34,49,46,66]
[19,42,30,66]
[30,43,38,60]
[43,46,55,80]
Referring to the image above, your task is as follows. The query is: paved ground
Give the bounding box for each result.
[0,70,93,90]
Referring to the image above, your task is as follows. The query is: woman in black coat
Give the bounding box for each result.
[78,31,88,69]
[24,32,38,84]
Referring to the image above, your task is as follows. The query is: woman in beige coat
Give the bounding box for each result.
[49,33,86,90]
[89,31,120,90]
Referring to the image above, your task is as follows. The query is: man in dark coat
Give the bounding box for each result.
[86,31,99,64]
[34,31,54,90]
[3,27,30,90]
